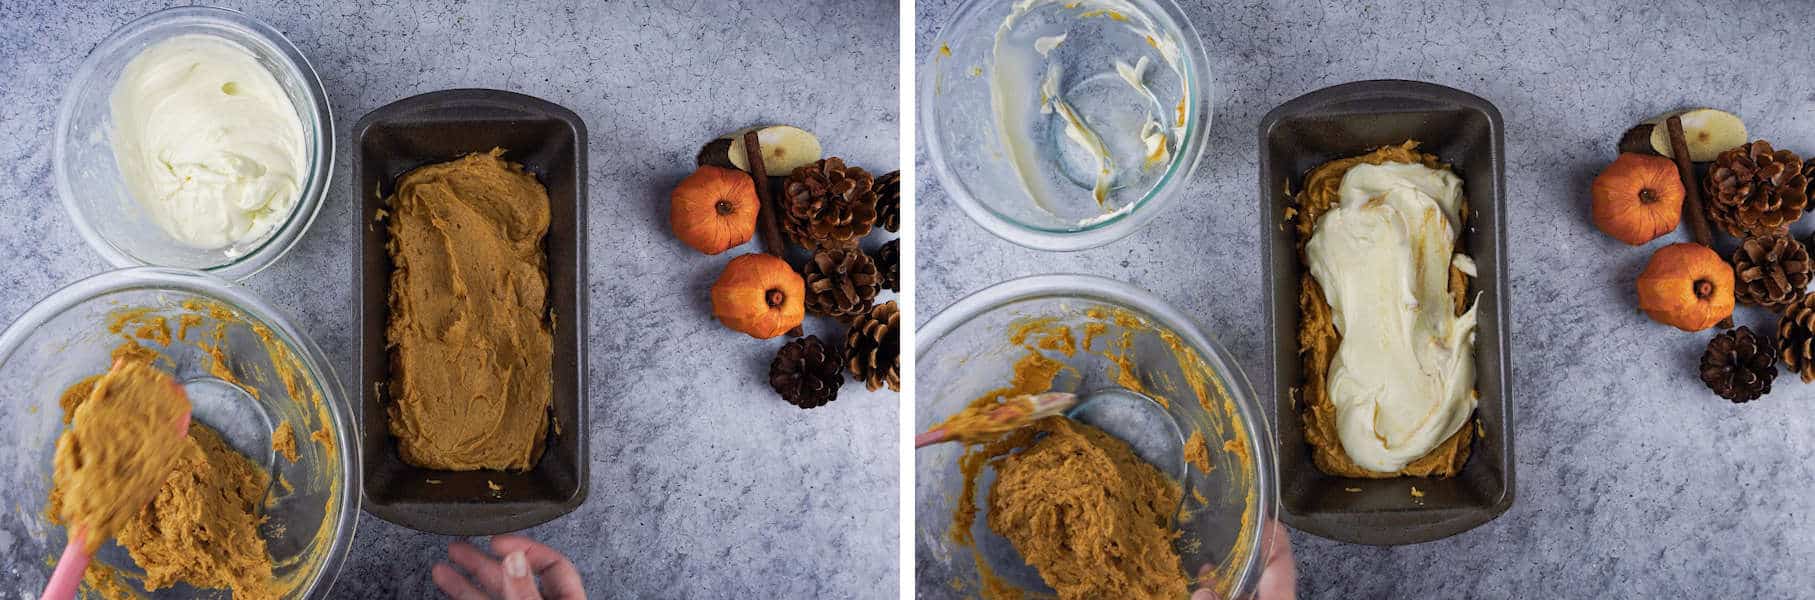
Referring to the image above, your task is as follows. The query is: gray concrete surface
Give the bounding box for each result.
[916,1,1815,597]
[0,1,899,597]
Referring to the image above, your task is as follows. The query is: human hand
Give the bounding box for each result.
[1191,520,1296,600]
[432,534,587,600]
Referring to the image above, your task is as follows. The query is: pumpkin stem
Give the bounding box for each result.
[766,289,785,308]
[716,199,735,216]
[1694,279,1714,300]
[1638,188,1657,205]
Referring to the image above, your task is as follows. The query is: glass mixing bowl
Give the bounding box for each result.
[54,6,333,281]
[921,0,1213,251]
[0,267,357,598]
[916,274,1275,599]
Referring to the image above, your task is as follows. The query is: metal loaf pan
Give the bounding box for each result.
[1258,80,1513,545]
[354,89,589,535]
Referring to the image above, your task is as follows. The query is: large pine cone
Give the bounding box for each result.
[770,335,845,409]
[1705,141,1808,237]
[1699,326,1777,403]
[782,158,877,250]
[1733,233,1813,312]
[1782,294,1815,384]
[875,238,900,293]
[803,248,881,323]
[847,300,900,392]
[875,170,901,233]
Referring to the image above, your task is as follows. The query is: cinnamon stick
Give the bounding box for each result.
[742,131,803,337]
[1666,116,1714,246]
[744,131,788,256]
[1666,116,1732,328]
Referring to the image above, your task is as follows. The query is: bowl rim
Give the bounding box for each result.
[0,266,361,598]
[916,273,1278,598]
[918,0,1216,252]
[53,5,335,282]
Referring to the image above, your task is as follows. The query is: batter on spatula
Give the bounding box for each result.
[47,359,279,600]
[50,360,190,550]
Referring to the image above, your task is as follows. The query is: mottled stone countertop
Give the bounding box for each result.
[916,0,1813,597]
[0,1,898,597]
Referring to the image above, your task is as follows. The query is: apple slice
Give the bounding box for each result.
[1647,108,1746,162]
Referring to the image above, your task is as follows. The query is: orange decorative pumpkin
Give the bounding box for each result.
[671,166,759,255]
[711,253,804,339]
[1592,153,1684,245]
[1636,242,1734,332]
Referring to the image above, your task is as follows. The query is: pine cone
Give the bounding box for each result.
[803,247,881,322]
[1803,158,1815,211]
[1782,294,1815,384]
[1704,141,1808,237]
[1732,233,1813,312]
[770,335,845,409]
[781,158,877,250]
[847,300,900,392]
[875,170,900,233]
[875,238,900,293]
[1699,326,1777,403]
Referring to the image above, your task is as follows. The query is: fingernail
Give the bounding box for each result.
[504,550,528,578]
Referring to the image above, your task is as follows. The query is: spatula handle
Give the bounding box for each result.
[42,528,90,600]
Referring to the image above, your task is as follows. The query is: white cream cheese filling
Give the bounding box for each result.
[1305,161,1479,473]
[110,34,307,255]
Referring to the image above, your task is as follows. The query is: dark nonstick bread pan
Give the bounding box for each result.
[1258,80,1513,546]
[354,89,588,535]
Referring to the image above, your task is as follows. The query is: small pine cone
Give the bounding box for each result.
[1804,159,1815,211]
[875,170,901,233]
[803,248,881,322]
[1732,233,1813,312]
[1699,326,1777,403]
[1782,294,1815,384]
[1704,141,1808,237]
[770,335,845,409]
[781,158,877,250]
[875,238,900,293]
[847,300,900,392]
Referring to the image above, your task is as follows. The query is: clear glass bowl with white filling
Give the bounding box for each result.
[916,275,1276,599]
[922,0,1213,251]
[54,6,333,281]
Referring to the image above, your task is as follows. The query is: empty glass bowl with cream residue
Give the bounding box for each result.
[0,268,357,598]
[916,275,1276,599]
[922,0,1212,250]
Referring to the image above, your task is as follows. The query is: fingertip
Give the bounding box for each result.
[447,539,485,556]
[488,534,560,561]
[504,550,529,578]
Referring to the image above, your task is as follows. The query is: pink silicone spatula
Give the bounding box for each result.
[41,363,191,600]
[914,392,1078,448]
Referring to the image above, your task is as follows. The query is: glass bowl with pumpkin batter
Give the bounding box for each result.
[0,267,357,599]
[916,274,1277,600]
